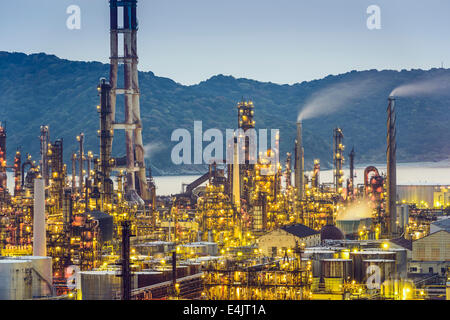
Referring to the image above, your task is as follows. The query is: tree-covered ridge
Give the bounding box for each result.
[0,52,449,175]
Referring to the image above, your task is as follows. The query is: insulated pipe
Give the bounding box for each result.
[33,178,46,256]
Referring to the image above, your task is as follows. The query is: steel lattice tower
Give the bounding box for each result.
[109,0,149,201]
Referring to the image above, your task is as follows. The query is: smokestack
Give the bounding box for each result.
[33,178,46,256]
[232,137,241,209]
[387,97,397,236]
[294,122,304,200]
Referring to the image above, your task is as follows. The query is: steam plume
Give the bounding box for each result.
[390,75,450,97]
[297,78,374,122]
[144,142,164,159]
[337,201,372,221]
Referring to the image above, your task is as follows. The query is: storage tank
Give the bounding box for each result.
[362,259,396,284]
[351,251,396,282]
[336,218,372,237]
[0,259,33,300]
[321,259,352,279]
[15,256,52,298]
[304,249,336,277]
[80,271,138,300]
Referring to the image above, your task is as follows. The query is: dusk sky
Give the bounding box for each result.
[1,0,450,85]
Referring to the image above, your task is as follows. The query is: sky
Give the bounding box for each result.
[1,0,450,85]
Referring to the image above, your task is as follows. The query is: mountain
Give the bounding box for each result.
[0,51,449,175]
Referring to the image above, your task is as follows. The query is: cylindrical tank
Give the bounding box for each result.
[321,259,352,279]
[80,271,137,300]
[15,256,52,298]
[362,259,396,284]
[336,218,372,236]
[0,259,33,300]
[351,251,396,282]
[304,249,336,277]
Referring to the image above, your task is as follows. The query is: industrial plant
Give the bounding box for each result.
[0,0,449,302]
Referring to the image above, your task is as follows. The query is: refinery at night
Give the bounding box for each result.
[0,0,449,304]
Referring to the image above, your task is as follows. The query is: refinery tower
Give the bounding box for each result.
[108,0,150,202]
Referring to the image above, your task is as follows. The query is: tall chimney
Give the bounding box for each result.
[387,97,397,236]
[33,178,46,256]
[294,122,304,200]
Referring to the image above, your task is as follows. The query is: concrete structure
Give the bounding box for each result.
[257,224,320,257]
[409,230,450,275]
[33,178,46,257]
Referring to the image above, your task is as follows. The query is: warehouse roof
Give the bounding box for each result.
[281,224,319,238]
[431,218,450,232]
[390,237,412,251]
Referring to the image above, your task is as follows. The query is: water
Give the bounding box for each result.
[5,162,450,196]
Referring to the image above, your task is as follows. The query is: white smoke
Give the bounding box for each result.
[336,201,372,221]
[390,75,450,97]
[143,142,165,160]
[297,78,374,122]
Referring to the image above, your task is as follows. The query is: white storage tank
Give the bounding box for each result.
[0,259,33,300]
[14,256,53,298]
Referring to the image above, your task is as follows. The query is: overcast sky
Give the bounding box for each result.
[1,0,450,85]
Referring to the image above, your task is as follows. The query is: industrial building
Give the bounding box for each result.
[409,230,450,276]
[256,224,321,257]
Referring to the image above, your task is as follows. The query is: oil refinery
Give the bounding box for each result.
[0,0,449,303]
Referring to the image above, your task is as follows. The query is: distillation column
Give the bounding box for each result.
[40,126,50,186]
[386,97,397,236]
[333,128,344,195]
[98,78,114,208]
[109,0,149,202]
